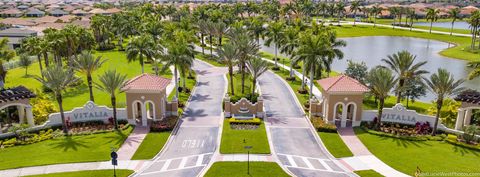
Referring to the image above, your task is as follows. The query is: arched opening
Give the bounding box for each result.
[132,101,143,120]
[333,103,344,127]
[145,101,155,121]
[0,104,28,133]
[346,103,357,127]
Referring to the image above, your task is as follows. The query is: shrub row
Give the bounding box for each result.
[228,118,262,125]
[360,127,446,141]
[311,117,337,133]
[150,116,178,132]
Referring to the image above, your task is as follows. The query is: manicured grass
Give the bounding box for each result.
[318,132,353,158]
[227,72,254,101]
[131,131,171,160]
[220,120,270,154]
[354,128,480,175]
[354,170,384,177]
[363,96,432,114]
[333,25,476,61]
[204,162,290,177]
[6,50,172,111]
[167,72,196,103]
[0,126,133,170]
[25,169,134,177]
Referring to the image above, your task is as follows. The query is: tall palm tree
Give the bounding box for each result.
[39,38,50,67]
[72,51,106,102]
[371,5,383,28]
[94,70,127,130]
[448,8,461,36]
[213,21,227,47]
[467,11,480,49]
[205,20,216,57]
[426,8,440,33]
[381,51,428,103]
[335,2,345,26]
[161,39,194,99]
[246,57,269,99]
[231,32,260,94]
[126,34,156,73]
[35,65,79,134]
[407,8,417,31]
[424,69,464,135]
[367,66,398,129]
[264,20,285,69]
[389,7,399,29]
[197,19,208,55]
[18,54,31,76]
[279,26,300,79]
[217,42,238,95]
[350,1,361,26]
[22,37,43,77]
[0,38,15,82]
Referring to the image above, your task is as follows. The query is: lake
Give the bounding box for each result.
[260,36,480,101]
[414,21,470,30]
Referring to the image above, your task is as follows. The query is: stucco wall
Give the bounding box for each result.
[324,93,363,122]
[125,91,166,120]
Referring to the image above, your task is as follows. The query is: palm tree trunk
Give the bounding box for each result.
[0,60,6,82]
[376,98,385,130]
[140,55,144,73]
[301,62,306,90]
[396,79,404,103]
[174,65,179,99]
[112,95,118,130]
[274,44,278,68]
[87,74,94,102]
[37,54,43,79]
[43,52,49,67]
[353,12,356,26]
[289,60,294,78]
[57,94,68,134]
[209,35,213,57]
[118,35,123,50]
[201,33,205,55]
[218,34,222,47]
[241,63,245,94]
[392,17,396,29]
[432,99,443,135]
[229,66,235,95]
[374,16,377,28]
[429,20,433,33]
[251,78,256,100]
[309,65,314,99]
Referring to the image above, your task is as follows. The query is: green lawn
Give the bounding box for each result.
[6,50,172,111]
[354,128,480,175]
[167,72,196,103]
[333,25,476,61]
[24,169,134,177]
[0,126,133,170]
[227,72,254,101]
[131,131,171,160]
[204,162,290,177]
[363,95,432,114]
[220,120,270,154]
[318,132,353,158]
[354,170,384,177]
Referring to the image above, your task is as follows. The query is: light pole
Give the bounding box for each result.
[244,145,253,175]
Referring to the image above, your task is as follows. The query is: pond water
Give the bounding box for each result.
[414,21,470,30]
[260,36,480,101]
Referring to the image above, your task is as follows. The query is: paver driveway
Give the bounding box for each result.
[135,60,226,177]
[258,71,354,177]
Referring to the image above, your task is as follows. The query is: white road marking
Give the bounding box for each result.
[302,157,314,169]
[286,155,297,167]
[160,159,171,172]
[318,159,333,171]
[283,165,347,174]
[196,154,204,166]
[178,156,188,169]
[138,165,206,176]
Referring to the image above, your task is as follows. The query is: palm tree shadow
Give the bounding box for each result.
[63,83,89,98]
[452,143,480,157]
[196,81,210,87]
[190,94,211,102]
[51,136,89,152]
[103,130,128,145]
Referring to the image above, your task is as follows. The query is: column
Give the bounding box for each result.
[17,105,25,124]
[141,103,147,127]
[341,104,347,128]
[455,109,465,130]
[464,109,473,126]
[25,105,34,127]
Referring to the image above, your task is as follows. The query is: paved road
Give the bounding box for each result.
[258,71,354,177]
[135,60,226,177]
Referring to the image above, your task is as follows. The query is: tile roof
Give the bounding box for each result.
[0,18,36,26]
[122,74,171,92]
[0,86,36,103]
[317,75,369,93]
[0,8,23,14]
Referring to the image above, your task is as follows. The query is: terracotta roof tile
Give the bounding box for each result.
[317,75,369,93]
[122,74,170,92]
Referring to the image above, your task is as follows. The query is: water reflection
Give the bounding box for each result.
[414,21,470,30]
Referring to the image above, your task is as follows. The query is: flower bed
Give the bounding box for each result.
[361,119,432,136]
[359,127,446,141]
[311,117,337,133]
[150,116,178,132]
[228,118,261,130]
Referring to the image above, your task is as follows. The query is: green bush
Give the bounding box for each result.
[228,118,261,125]
[361,127,446,141]
[311,117,337,133]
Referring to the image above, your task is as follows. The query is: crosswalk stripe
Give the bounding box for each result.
[178,156,188,169]
[318,159,333,171]
[302,157,314,169]
[161,159,172,172]
[196,154,204,166]
[286,155,297,167]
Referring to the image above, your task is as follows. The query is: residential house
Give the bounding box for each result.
[0,28,37,49]
[25,8,45,17]
[49,9,68,17]
[0,9,23,18]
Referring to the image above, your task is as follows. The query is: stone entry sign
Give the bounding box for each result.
[46,101,127,126]
[362,103,438,125]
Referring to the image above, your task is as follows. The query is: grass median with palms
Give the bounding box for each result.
[131,131,171,160]
[220,120,270,154]
[25,170,134,177]
[204,162,290,177]
[0,126,133,170]
[354,127,480,175]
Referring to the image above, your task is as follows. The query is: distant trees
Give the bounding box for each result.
[345,60,368,85]
[18,54,31,76]
[426,8,440,33]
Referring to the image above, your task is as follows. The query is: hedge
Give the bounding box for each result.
[228,118,262,125]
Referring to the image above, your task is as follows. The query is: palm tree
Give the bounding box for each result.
[389,7,399,29]
[467,11,480,49]
[367,66,398,129]
[197,20,208,55]
[0,38,15,82]
[426,8,440,33]
[231,32,260,94]
[407,8,417,31]
[467,60,480,80]
[217,42,238,96]
[246,57,269,99]
[350,1,361,26]
[126,35,156,73]
[448,8,461,36]
[94,70,127,130]
[213,22,227,47]
[18,54,31,76]
[35,65,79,134]
[335,2,345,26]
[279,26,300,79]
[264,20,284,69]
[371,5,383,28]
[424,69,464,135]
[22,37,43,77]
[381,51,428,103]
[72,51,106,102]
[39,38,50,67]
[161,39,194,99]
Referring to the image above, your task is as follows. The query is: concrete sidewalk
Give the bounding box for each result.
[117,126,150,160]
[0,160,150,177]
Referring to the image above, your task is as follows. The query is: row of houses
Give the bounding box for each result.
[345,3,479,18]
[0,7,121,18]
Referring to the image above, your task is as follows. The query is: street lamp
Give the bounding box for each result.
[244,145,253,175]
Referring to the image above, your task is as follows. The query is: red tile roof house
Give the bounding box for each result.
[313,75,369,127]
[0,8,23,18]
